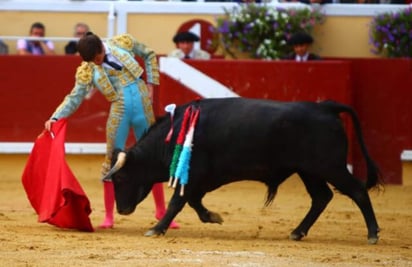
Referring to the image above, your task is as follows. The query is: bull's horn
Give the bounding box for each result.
[101,152,127,181]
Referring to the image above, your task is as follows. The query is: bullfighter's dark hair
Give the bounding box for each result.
[77,32,103,62]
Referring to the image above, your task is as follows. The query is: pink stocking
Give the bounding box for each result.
[151,183,179,229]
[99,181,115,228]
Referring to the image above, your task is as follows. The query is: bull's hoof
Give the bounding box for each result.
[368,236,379,245]
[289,231,305,241]
[209,211,224,224]
[144,228,165,237]
[367,228,380,244]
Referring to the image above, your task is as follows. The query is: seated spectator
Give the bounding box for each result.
[17,22,55,55]
[168,31,210,60]
[0,40,8,54]
[282,32,321,62]
[65,22,89,55]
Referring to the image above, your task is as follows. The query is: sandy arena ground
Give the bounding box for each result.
[1,154,411,267]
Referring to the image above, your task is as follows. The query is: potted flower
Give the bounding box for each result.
[214,4,325,60]
[369,7,412,58]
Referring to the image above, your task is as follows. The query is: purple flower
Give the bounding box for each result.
[214,4,325,59]
[218,21,230,34]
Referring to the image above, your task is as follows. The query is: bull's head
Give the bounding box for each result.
[102,149,155,215]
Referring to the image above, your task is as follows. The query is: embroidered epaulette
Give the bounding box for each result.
[110,34,134,51]
[75,62,93,85]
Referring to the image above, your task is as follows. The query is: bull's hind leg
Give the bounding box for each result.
[290,173,333,241]
[188,194,223,224]
[327,171,380,244]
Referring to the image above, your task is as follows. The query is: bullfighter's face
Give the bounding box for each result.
[92,50,105,66]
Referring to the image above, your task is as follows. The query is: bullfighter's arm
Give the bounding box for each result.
[51,62,92,120]
[109,33,159,86]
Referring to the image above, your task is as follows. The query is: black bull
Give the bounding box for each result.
[105,98,382,244]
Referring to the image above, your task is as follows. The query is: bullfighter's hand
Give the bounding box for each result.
[44,119,55,131]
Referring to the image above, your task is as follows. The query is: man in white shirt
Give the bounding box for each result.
[283,32,321,61]
[168,31,210,60]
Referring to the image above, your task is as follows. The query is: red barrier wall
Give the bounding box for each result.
[0,55,109,143]
[1,55,411,184]
[157,59,352,111]
[349,59,412,184]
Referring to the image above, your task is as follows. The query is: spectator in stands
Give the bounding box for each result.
[168,31,210,60]
[0,40,8,54]
[65,22,90,55]
[44,32,179,230]
[17,22,55,55]
[282,32,321,62]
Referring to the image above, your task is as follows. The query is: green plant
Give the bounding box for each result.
[369,7,412,58]
[214,4,325,60]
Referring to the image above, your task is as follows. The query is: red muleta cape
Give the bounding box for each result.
[22,119,94,232]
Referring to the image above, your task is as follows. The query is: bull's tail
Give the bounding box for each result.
[320,100,383,189]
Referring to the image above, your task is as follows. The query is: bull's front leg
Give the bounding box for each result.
[188,197,223,224]
[144,189,186,237]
